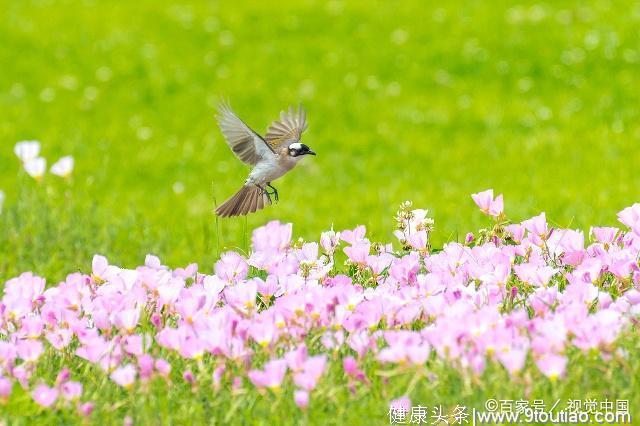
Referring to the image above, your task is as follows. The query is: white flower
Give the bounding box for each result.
[24,157,46,180]
[14,141,41,163]
[50,156,74,178]
[0,190,5,214]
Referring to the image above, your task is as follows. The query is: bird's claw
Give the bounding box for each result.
[266,184,279,203]
[257,184,278,204]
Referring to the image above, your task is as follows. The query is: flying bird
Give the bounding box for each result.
[214,102,316,217]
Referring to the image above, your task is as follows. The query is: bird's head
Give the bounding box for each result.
[288,142,316,158]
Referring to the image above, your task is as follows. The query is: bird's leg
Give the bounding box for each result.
[267,183,279,202]
[255,184,272,204]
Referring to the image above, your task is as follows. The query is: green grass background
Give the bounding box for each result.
[1,1,640,424]
[2,0,640,280]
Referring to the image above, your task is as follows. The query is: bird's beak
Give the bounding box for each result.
[307,150,316,156]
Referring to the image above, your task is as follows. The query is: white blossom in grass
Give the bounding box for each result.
[51,156,74,178]
[24,157,46,181]
[0,190,4,214]
[14,141,41,163]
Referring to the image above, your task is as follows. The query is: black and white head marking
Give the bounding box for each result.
[288,142,316,157]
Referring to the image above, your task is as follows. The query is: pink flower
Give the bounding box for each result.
[212,365,226,390]
[514,263,557,287]
[79,402,94,417]
[200,275,224,297]
[495,342,529,376]
[55,368,71,386]
[174,292,206,324]
[340,225,367,244]
[377,331,430,365]
[294,389,309,409]
[215,251,249,283]
[590,227,619,244]
[61,381,83,401]
[366,254,394,276]
[32,384,59,407]
[390,395,411,410]
[344,241,370,265]
[320,229,341,254]
[389,252,420,285]
[293,355,327,391]
[505,224,525,243]
[183,370,196,385]
[91,254,111,282]
[12,365,31,388]
[618,203,640,233]
[173,263,198,279]
[4,272,45,304]
[111,364,137,388]
[471,189,504,217]
[248,359,288,390]
[251,221,292,253]
[178,337,206,360]
[522,213,548,238]
[343,356,368,384]
[0,377,12,400]
[16,339,43,363]
[256,275,278,298]
[535,353,567,381]
[406,230,429,251]
[464,232,475,245]
[114,308,140,333]
[75,337,109,364]
[0,341,17,366]
[224,279,258,313]
[145,254,167,270]
[124,334,145,356]
[19,316,44,339]
[138,354,154,380]
[46,329,73,350]
[155,358,172,378]
[285,344,309,372]
[249,317,277,348]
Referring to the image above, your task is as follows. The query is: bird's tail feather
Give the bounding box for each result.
[215,185,270,217]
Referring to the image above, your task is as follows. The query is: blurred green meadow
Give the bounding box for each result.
[2,1,640,274]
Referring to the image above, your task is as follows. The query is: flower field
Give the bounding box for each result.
[2,190,640,424]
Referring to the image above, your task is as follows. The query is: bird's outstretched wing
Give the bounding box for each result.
[265,105,308,150]
[216,102,275,165]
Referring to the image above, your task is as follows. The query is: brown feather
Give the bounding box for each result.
[215,185,271,217]
[216,102,275,166]
[265,105,308,149]
[230,191,245,216]
[237,189,254,215]
[256,191,264,211]
[249,190,259,213]
[244,189,255,214]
